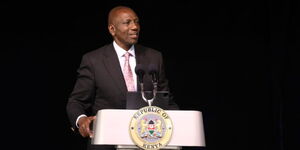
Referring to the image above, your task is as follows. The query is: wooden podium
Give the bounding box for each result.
[91,109,206,150]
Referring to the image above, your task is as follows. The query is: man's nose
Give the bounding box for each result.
[130,22,139,30]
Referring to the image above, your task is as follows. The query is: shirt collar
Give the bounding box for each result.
[113,41,135,58]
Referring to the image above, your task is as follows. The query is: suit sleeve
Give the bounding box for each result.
[66,54,96,129]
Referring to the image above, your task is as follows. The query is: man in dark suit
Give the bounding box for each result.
[66,5,179,150]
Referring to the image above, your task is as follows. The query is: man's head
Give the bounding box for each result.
[108,6,140,50]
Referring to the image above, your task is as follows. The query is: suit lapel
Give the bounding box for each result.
[103,44,127,96]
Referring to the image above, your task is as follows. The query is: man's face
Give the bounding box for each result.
[109,9,140,50]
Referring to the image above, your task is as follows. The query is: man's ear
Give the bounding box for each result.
[108,24,115,36]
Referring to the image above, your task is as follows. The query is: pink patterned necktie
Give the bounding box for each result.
[123,52,135,91]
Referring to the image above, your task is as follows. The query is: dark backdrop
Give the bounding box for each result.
[2,1,299,150]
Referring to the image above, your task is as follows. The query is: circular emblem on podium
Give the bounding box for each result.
[129,106,173,150]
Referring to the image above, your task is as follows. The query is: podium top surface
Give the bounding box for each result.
[91,109,206,147]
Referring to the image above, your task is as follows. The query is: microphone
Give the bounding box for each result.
[148,64,159,83]
[135,64,146,84]
[135,63,159,106]
[135,64,147,103]
[147,64,159,106]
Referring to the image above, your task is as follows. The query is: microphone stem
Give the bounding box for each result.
[140,82,157,106]
[140,83,149,105]
[153,82,157,99]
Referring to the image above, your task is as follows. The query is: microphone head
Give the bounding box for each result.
[148,64,159,82]
[135,64,146,83]
[148,63,158,74]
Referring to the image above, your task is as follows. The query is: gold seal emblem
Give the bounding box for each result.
[129,106,173,150]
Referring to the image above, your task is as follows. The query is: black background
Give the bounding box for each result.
[2,1,299,150]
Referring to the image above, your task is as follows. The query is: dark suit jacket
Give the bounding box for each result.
[66,43,179,130]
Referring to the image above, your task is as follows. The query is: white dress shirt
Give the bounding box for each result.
[113,41,137,91]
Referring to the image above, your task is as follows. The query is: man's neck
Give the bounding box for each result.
[114,41,133,50]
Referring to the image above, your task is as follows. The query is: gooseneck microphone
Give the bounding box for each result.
[145,64,159,106]
[148,63,159,92]
[147,64,159,106]
[148,64,158,91]
[134,64,159,106]
[135,64,149,105]
[135,64,146,99]
[148,64,159,82]
[135,64,146,84]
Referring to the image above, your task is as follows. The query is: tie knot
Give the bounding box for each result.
[124,52,131,61]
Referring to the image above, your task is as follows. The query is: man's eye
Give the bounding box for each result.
[123,21,130,24]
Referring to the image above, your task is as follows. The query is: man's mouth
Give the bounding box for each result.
[129,33,139,39]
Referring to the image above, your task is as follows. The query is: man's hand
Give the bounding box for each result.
[78,116,96,138]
